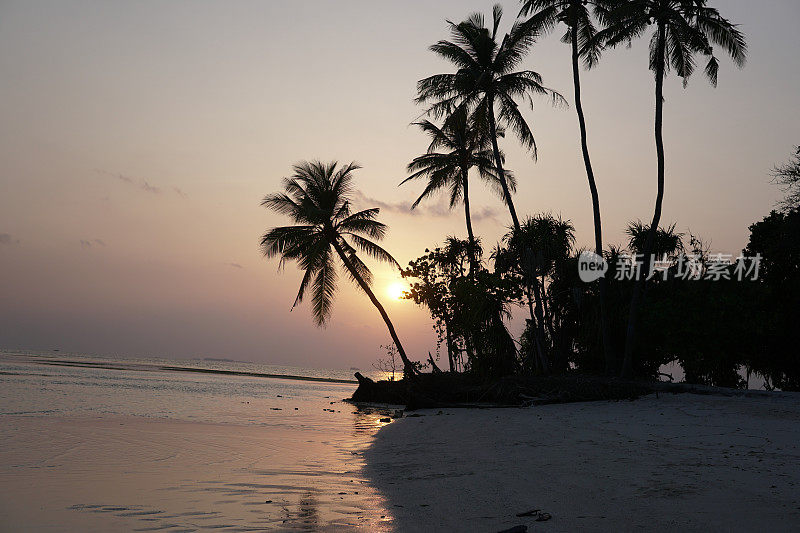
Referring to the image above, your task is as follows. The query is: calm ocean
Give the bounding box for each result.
[0,350,396,531]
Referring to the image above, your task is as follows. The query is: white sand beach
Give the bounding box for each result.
[364,393,800,532]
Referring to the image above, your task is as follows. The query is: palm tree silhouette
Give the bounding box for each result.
[416,4,565,231]
[416,6,564,372]
[598,0,747,377]
[402,106,512,275]
[519,0,615,374]
[261,161,418,376]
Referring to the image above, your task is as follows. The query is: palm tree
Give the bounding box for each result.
[261,161,418,376]
[416,6,565,372]
[519,0,616,374]
[402,106,512,275]
[416,4,565,232]
[598,0,747,377]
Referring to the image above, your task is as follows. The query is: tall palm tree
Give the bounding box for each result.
[598,0,747,377]
[402,106,512,275]
[416,6,565,372]
[261,161,418,376]
[519,0,616,374]
[416,4,565,232]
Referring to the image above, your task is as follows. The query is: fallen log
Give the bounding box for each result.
[349,372,670,410]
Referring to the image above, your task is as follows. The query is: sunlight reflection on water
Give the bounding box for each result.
[0,351,398,531]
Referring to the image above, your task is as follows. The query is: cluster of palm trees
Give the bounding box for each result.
[261,0,746,380]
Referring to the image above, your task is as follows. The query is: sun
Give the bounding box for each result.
[387,282,406,300]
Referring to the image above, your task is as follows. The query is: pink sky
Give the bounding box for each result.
[1,0,798,369]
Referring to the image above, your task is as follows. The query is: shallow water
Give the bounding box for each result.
[0,351,397,531]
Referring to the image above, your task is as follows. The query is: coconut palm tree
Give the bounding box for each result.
[261,161,418,376]
[518,0,616,374]
[416,6,565,372]
[402,106,512,275]
[416,4,565,232]
[597,0,747,377]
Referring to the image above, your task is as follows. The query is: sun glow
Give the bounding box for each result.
[387,282,406,301]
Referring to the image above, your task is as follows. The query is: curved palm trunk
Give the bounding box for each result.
[461,166,479,277]
[487,94,549,372]
[571,25,615,375]
[621,24,666,378]
[461,166,480,372]
[330,238,417,376]
[486,97,521,231]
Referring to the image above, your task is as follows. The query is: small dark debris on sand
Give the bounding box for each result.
[516,509,552,521]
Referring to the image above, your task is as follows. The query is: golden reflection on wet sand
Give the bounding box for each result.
[0,354,398,532]
[1,409,396,531]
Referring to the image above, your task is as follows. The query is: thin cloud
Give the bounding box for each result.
[115,173,134,184]
[227,262,244,269]
[95,168,187,198]
[0,233,20,245]
[351,190,413,214]
[352,190,499,222]
[471,206,500,222]
[80,239,106,249]
[141,181,161,194]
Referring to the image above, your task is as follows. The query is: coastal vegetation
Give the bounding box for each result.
[262,1,800,396]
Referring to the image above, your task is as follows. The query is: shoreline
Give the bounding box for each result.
[4,354,358,384]
[363,392,800,532]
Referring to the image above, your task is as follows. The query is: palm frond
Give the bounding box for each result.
[311,249,337,326]
[337,208,387,239]
[430,41,479,70]
[261,193,302,219]
[497,92,538,159]
[347,234,400,268]
[260,225,316,261]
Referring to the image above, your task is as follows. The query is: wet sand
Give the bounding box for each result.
[365,393,800,532]
[0,414,393,531]
[0,352,397,531]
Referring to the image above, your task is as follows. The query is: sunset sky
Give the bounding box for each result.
[1,0,798,369]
